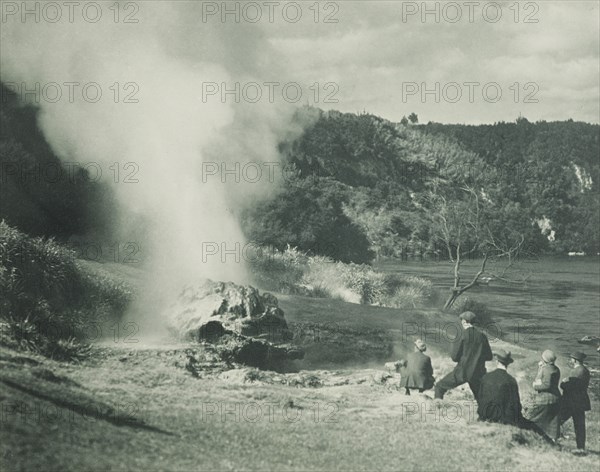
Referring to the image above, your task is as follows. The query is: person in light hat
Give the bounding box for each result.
[527,349,562,441]
[399,339,435,395]
[560,351,591,453]
[434,311,493,400]
[477,350,556,443]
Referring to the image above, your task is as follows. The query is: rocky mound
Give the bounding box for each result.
[166,279,302,371]
[167,280,290,341]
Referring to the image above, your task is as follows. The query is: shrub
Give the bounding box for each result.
[250,245,435,309]
[0,221,134,359]
[43,337,92,362]
[241,177,374,264]
[336,263,387,304]
[248,245,307,294]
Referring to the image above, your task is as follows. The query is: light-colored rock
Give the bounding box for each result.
[166,279,290,341]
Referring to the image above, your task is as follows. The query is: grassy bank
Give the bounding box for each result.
[1,307,599,471]
[1,235,599,471]
[0,222,135,360]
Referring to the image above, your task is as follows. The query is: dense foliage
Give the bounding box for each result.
[241,176,374,264]
[421,119,599,254]
[248,245,438,308]
[244,108,599,261]
[0,221,134,359]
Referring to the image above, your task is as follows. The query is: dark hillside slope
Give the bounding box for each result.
[0,82,117,239]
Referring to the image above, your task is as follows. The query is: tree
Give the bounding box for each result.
[424,164,530,310]
[241,177,374,264]
[400,116,409,126]
[342,188,412,260]
[408,113,419,124]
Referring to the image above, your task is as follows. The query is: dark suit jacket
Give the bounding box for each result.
[400,351,435,389]
[451,327,493,382]
[560,365,591,412]
[477,368,522,425]
[533,364,561,405]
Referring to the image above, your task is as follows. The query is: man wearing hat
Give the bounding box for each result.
[477,350,523,425]
[527,349,562,442]
[477,350,558,442]
[400,339,435,395]
[560,351,591,452]
[434,311,493,400]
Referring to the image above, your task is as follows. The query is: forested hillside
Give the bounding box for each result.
[0,83,117,239]
[243,109,599,261]
[421,119,599,254]
[2,81,598,262]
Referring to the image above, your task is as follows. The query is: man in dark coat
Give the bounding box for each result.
[477,350,556,443]
[560,351,591,451]
[400,339,435,395]
[477,350,522,425]
[434,311,493,400]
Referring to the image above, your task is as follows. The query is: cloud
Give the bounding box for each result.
[268,1,599,124]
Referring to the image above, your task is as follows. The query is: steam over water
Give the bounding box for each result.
[0,2,304,326]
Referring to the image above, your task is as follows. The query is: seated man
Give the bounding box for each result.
[477,350,522,425]
[478,350,555,443]
[400,339,435,395]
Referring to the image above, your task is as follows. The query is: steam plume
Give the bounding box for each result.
[1,2,300,331]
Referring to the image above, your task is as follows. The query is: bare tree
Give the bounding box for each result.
[426,185,528,310]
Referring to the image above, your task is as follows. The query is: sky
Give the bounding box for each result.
[258,0,600,124]
[1,1,598,124]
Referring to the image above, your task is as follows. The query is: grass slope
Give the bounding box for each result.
[1,261,599,472]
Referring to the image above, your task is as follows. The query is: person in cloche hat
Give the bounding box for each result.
[400,339,435,395]
[478,350,558,442]
[527,350,562,441]
[560,351,591,453]
[434,311,493,400]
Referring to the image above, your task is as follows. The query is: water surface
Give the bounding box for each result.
[378,257,600,370]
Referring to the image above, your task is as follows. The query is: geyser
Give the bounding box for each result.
[0,1,301,335]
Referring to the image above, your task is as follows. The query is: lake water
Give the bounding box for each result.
[377,257,600,371]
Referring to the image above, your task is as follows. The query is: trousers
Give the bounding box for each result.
[434,370,483,400]
[561,409,586,449]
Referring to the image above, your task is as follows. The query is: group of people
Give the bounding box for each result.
[397,311,592,453]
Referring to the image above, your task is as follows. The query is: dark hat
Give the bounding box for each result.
[494,349,514,365]
[569,351,587,362]
[459,311,477,322]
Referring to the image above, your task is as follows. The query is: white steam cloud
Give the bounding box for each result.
[1,1,303,331]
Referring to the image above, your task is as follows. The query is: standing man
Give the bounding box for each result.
[434,311,493,400]
[400,339,435,395]
[560,351,591,453]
